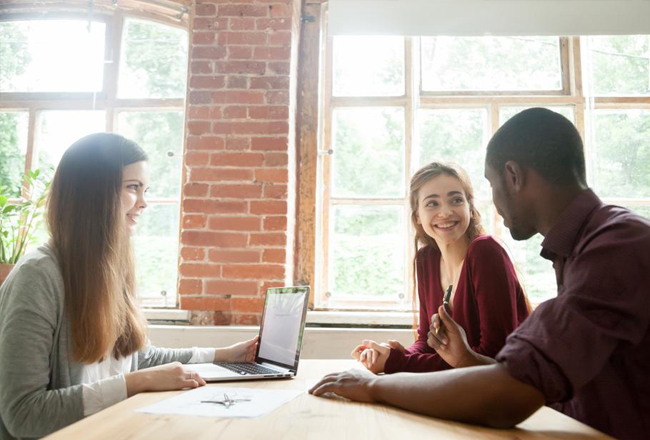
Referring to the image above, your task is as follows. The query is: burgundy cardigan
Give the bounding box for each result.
[384,235,530,373]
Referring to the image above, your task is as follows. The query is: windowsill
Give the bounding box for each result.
[143,308,415,327]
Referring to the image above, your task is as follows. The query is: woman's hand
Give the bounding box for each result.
[215,336,259,362]
[350,339,390,374]
[124,362,206,397]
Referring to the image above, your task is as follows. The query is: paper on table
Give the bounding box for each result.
[135,386,303,418]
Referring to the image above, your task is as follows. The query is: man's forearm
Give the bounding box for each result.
[369,364,544,428]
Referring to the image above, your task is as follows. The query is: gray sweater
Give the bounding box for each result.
[0,244,193,439]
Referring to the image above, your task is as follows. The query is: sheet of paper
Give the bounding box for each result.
[135,386,303,418]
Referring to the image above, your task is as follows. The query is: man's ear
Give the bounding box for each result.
[504,160,526,192]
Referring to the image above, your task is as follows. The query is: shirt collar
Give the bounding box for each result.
[541,189,602,259]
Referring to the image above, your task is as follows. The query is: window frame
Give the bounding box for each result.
[0,7,189,307]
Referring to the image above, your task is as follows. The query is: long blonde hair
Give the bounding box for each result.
[47,133,148,363]
[409,162,486,326]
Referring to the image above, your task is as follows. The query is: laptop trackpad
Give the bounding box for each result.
[186,363,242,379]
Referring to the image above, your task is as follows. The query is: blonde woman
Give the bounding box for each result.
[0,134,256,439]
[351,162,530,373]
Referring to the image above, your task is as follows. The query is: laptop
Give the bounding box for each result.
[187,286,310,382]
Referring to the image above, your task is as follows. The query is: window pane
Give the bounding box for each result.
[332,108,405,198]
[118,19,189,99]
[333,36,404,97]
[417,108,489,200]
[329,205,405,300]
[133,204,179,305]
[624,205,650,220]
[35,111,106,182]
[590,35,650,96]
[421,37,562,92]
[501,232,557,305]
[500,106,575,125]
[0,20,105,93]
[0,112,28,197]
[117,111,184,199]
[592,110,650,198]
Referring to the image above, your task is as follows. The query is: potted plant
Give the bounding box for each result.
[0,169,50,286]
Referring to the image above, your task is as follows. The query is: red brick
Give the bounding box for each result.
[209,249,261,263]
[269,31,291,45]
[179,263,221,278]
[191,167,254,181]
[187,121,211,135]
[263,152,288,167]
[210,152,264,167]
[250,200,287,215]
[189,75,226,89]
[181,247,205,261]
[193,31,216,45]
[182,230,248,247]
[179,279,202,295]
[205,280,259,296]
[227,76,249,88]
[210,183,262,198]
[182,213,207,229]
[183,199,248,214]
[269,3,292,17]
[229,46,253,60]
[189,91,212,105]
[251,137,287,151]
[267,91,289,104]
[225,138,250,150]
[253,46,290,61]
[193,18,219,31]
[250,77,289,90]
[263,184,287,199]
[231,313,262,325]
[223,106,247,119]
[189,106,211,119]
[192,46,227,60]
[186,136,225,151]
[212,91,265,104]
[185,151,210,166]
[184,183,209,197]
[210,107,223,119]
[263,248,285,263]
[218,31,267,45]
[261,281,284,292]
[229,17,256,31]
[218,4,268,17]
[268,61,290,75]
[231,296,266,313]
[181,296,231,311]
[215,61,266,75]
[222,264,285,279]
[195,3,216,16]
[248,106,288,120]
[263,215,287,231]
[249,232,286,246]
[257,18,291,31]
[254,168,288,183]
[191,61,212,74]
[208,215,262,231]
[213,121,288,135]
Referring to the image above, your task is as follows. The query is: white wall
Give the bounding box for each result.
[149,325,416,359]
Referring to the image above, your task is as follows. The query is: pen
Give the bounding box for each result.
[436,285,453,336]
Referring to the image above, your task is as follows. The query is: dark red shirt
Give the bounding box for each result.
[496,189,650,440]
[385,235,530,373]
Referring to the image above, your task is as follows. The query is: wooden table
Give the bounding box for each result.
[44,360,612,440]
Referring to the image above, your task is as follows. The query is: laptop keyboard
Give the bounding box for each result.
[216,362,282,375]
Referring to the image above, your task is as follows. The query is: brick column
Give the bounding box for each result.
[180,0,299,325]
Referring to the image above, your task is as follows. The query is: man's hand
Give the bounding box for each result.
[309,369,378,402]
[427,305,477,368]
[350,339,390,373]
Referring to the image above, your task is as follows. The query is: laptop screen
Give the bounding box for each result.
[256,286,310,370]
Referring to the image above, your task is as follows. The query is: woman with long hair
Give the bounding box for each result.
[351,161,530,373]
[0,133,257,439]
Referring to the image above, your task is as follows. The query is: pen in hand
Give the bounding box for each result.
[436,285,452,336]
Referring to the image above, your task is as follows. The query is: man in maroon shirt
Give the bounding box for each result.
[309,108,650,440]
